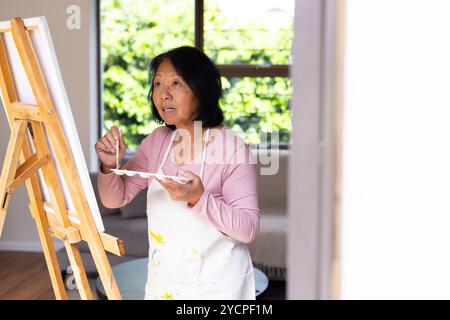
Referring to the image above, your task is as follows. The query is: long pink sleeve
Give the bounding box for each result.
[187,144,260,244]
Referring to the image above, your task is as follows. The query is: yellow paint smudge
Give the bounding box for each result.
[164,292,174,300]
[149,230,165,246]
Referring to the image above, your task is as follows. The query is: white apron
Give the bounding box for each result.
[144,128,255,300]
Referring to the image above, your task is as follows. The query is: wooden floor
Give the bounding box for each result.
[0,251,285,300]
[0,251,55,300]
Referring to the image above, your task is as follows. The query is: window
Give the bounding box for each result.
[100,0,294,149]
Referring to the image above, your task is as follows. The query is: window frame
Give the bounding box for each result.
[194,0,290,77]
[97,0,292,149]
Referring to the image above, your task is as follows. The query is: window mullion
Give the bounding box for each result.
[195,0,204,50]
[218,64,290,77]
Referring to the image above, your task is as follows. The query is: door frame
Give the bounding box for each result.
[288,0,345,300]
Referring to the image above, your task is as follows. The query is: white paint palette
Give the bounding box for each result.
[111,169,191,184]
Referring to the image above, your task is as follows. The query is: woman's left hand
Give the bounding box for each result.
[156,170,204,206]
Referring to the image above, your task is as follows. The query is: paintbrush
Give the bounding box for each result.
[115,138,119,169]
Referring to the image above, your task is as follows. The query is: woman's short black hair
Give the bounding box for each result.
[148,46,224,130]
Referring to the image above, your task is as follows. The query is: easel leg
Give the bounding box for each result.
[85,231,122,300]
[30,122,94,300]
[29,203,68,300]
[64,242,94,299]
[0,120,69,299]
[0,120,27,236]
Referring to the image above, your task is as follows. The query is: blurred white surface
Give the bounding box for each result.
[341,0,450,299]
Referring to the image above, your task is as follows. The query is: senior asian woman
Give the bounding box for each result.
[95,46,260,300]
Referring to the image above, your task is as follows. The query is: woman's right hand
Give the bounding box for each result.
[95,126,126,172]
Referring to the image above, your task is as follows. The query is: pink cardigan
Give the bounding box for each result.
[97,126,260,244]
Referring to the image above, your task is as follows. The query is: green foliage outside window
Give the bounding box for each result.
[101,0,292,149]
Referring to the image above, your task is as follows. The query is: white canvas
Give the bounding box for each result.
[0,17,105,232]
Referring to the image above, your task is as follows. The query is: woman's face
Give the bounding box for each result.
[152,59,199,128]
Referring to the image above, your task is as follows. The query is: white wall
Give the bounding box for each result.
[341,0,450,299]
[0,0,98,251]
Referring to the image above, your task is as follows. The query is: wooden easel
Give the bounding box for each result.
[0,17,124,300]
